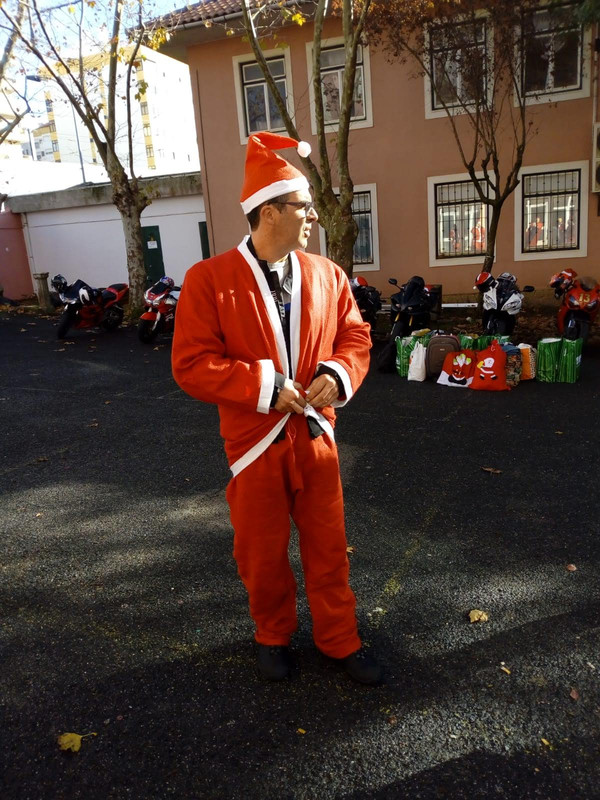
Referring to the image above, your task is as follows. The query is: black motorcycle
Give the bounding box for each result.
[377,275,434,373]
[350,276,382,331]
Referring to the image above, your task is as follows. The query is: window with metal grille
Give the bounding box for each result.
[140,101,149,115]
[319,45,365,124]
[521,169,580,253]
[146,144,154,158]
[326,191,374,265]
[522,3,583,97]
[241,57,287,135]
[429,19,488,111]
[434,179,489,258]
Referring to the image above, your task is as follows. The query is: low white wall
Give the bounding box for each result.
[24,194,206,289]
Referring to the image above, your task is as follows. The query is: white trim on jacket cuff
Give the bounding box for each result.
[319,360,353,407]
[257,359,275,414]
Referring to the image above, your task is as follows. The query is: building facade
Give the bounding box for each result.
[160,1,599,296]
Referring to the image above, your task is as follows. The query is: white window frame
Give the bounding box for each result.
[232,48,295,146]
[305,37,373,135]
[427,172,493,267]
[516,2,591,106]
[317,183,380,272]
[424,12,493,120]
[514,160,588,262]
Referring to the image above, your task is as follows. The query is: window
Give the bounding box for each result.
[52,140,59,152]
[48,122,56,133]
[143,124,151,137]
[433,179,489,259]
[429,18,488,112]
[318,45,366,125]
[522,3,584,97]
[45,98,53,112]
[146,144,154,158]
[521,169,580,253]
[318,184,380,270]
[514,161,588,261]
[241,57,287,135]
[140,101,148,115]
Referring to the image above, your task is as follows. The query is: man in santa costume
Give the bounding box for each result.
[172,131,381,685]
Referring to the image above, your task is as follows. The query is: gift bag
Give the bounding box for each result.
[474,334,511,350]
[517,344,536,380]
[557,338,583,383]
[396,333,432,377]
[437,349,476,388]
[502,344,522,388]
[407,341,427,382]
[470,340,509,391]
[459,334,476,350]
[536,338,562,382]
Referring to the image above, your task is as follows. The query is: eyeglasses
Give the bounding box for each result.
[275,200,317,216]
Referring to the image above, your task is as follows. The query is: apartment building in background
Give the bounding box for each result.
[156,0,599,296]
[22,45,200,177]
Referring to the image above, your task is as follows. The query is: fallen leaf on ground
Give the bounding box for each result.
[468,609,489,623]
[57,732,97,752]
[297,728,306,735]
[346,546,355,554]
[500,666,511,675]
[570,688,580,701]
[566,564,577,572]
[88,422,99,428]
[34,456,48,463]
[541,738,551,747]
[481,466,502,474]
[104,401,111,405]
[555,431,564,435]
[387,715,398,725]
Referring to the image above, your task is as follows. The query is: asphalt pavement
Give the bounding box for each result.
[1,311,599,799]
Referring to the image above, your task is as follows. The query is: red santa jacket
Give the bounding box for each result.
[171,237,371,475]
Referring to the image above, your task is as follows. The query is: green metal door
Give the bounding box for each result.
[142,226,165,286]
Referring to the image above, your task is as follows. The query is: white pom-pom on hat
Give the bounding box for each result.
[297,140,311,158]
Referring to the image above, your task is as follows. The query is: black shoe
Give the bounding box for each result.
[257,645,290,681]
[340,648,382,685]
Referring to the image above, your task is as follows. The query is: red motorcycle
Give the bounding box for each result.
[51,274,129,339]
[549,268,600,342]
[137,276,180,343]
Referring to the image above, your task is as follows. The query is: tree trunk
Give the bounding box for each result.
[110,170,148,314]
[317,195,357,276]
[483,201,503,273]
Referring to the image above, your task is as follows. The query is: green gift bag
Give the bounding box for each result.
[396,333,432,377]
[474,335,495,350]
[459,334,476,349]
[557,338,583,383]
[536,338,562,382]
[396,336,416,377]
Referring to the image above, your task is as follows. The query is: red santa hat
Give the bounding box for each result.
[240,131,312,214]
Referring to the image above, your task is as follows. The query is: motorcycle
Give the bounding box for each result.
[473,270,534,336]
[51,274,129,339]
[549,268,600,342]
[377,275,434,372]
[137,276,180,343]
[350,275,382,331]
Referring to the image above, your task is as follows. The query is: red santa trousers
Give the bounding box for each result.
[226,414,361,659]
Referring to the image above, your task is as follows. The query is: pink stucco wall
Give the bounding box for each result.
[0,212,33,300]
[187,20,599,296]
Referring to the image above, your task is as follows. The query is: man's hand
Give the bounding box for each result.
[274,379,307,414]
[305,373,339,408]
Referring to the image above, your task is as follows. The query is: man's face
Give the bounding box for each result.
[272,190,319,253]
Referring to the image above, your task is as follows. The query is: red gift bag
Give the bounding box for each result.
[470,341,510,391]
[437,349,476,388]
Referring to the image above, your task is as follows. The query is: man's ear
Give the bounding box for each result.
[259,203,277,228]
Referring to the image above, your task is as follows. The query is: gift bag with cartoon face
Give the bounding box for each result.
[437,349,476,388]
[470,341,509,391]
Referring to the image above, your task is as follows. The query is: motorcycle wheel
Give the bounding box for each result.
[101,307,124,332]
[138,318,159,343]
[56,308,75,339]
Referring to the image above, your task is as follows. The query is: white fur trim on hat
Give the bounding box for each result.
[240,176,310,215]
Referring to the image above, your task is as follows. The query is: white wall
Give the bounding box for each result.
[23,193,206,288]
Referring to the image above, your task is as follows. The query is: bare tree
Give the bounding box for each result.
[367,0,581,271]
[187,0,371,275]
[0,0,27,146]
[0,0,174,311]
